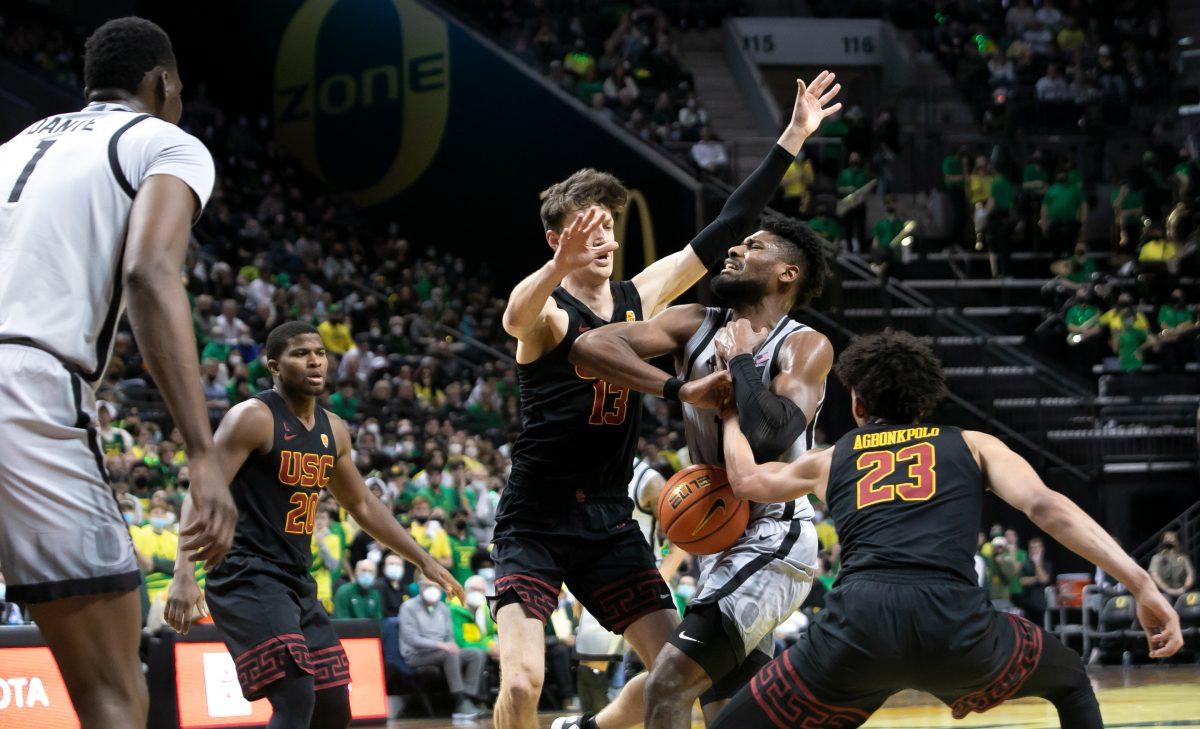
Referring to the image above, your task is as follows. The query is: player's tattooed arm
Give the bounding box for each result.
[324,413,466,603]
[571,304,728,407]
[968,430,1183,659]
[503,206,613,359]
[721,414,832,503]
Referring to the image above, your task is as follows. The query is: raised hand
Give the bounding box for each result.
[786,70,843,141]
[551,206,616,274]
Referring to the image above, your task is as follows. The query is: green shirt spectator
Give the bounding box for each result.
[872,217,905,249]
[837,166,871,196]
[1043,182,1084,222]
[1022,163,1049,194]
[1116,324,1149,372]
[330,382,359,420]
[1110,187,1143,224]
[1065,303,1099,328]
[1063,256,1097,285]
[333,577,383,620]
[414,474,468,516]
[1066,168,1084,191]
[809,214,842,241]
[447,531,478,585]
[451,602,497,651]
[1158,303,1192,331]
[942,155,965,189]
[989,175,1016,211]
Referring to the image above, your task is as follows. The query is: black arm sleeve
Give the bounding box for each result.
[729,353,808,462]
[688,144,795,267]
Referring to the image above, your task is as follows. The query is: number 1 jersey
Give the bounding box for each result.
[220,390,338,575]
[0,102,214,382]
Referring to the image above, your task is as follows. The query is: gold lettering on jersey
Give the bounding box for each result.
[852,427,940,451]
[278,451,336,488]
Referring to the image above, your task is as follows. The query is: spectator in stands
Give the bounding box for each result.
[677,95,709,140]
[1154,288,1198,372]
[1111,177,1145,254]
[603,63,638,101]
[1022,150,1049,249]
[377,552,409,616]
[1016,537,1054,625]
[1149,531,1196,599]
[574,67,604,105]
[987,52,1016,89]
[1172,147,1197,204]
[333,559,383,620]
[1102,293,1155,372]
[201,357,229,423]
[407,496,453,569]
[1138,222,1179,269]
[590,92,618,125]
[808,202,842,244]
[689,126,728,175]
[312,508,345,612]
[445,509,478,585]
[986,163,1017,276]
[130,503,179,606]
[452,575,498,658]
[213,298,251,348]
[779,150,814,218]
[318,305,353,355]
[942,146,969,246]
[1035,63,1070,102]
[1056,15,1085,56]
[1041,167,1087,254]
[330,379,359,420]
[869,195,906,279]
[985,536,1022,603]
[97,400,134,457]
[838,151,873,251]
[399,576,486,719]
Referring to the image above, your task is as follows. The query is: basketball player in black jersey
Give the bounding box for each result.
[708,332,1182,729]
[164,322,463,729]
[497,71,843,729]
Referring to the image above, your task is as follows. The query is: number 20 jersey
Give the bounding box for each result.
[220,390,338,575]
[826,423,983,585]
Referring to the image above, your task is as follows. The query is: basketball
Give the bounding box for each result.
[657,464,749,555]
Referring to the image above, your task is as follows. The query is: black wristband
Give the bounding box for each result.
[662,376,684,402]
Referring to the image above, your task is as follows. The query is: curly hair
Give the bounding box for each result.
[759,213,831,307]
[84,17,175,95]
[833,331,947,423]
[539,168,628,232]
[266,321,320,361]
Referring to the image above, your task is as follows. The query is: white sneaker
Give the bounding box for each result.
[551,716,588,729]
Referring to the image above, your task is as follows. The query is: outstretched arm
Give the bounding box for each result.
[570,304,727,407]
[325,414,465,603]
[969,430,1182,658]
[721,414,831,502]
[632,71,843,315]
[717,323,833,462]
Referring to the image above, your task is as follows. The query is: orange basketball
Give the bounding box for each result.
[657,464,749,555]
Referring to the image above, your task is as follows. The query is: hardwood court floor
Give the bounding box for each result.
[383,665,1200,728]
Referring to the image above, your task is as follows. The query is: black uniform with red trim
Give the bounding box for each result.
[711,422,1096,729]
[492,280,674,633]
[204,390,350,701]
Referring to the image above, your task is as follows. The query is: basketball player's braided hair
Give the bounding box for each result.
[538,169,628,232]
[834,331,947,423]
[84,17,176,95]
[759,213,831,307]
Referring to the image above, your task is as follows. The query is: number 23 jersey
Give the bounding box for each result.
[218,389,338,575]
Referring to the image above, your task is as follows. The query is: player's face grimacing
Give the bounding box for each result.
[712,231,797,304]
[270,333,328,396]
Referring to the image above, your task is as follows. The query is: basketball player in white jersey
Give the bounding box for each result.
[0,17,236,728]
[569,214,833,729]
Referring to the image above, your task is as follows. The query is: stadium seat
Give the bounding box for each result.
[1175,591,1200,650]
[1086,594,1138,664]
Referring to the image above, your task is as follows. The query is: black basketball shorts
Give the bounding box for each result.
[204,555,350,701]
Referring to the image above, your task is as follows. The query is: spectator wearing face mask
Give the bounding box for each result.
[416,466,471,517]
[310,508,345,612]
[451,575,498,657]
[445,509,478,585]
[1155,288,1198,372]
[130,504,180,605]
[1041,167,1087,255]
[1015,537,1054,626]
[1100,294,1155,372]
[376,553,410,615]
[399,577,486,720]
[333,560,384,620]
[674,575,696,615]
[1150,531,1195,599]
[407,497,453,569]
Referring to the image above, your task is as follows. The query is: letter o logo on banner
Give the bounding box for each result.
[612,189,658,282]
[274,0,450,206]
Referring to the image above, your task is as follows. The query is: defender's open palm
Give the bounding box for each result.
[790,70,843,138]
[1137,590,1184,658]
[552,206,615,273]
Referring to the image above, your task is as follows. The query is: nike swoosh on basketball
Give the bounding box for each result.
[679,631,703,644]
[690,498,726,536]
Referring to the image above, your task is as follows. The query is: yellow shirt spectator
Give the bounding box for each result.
[1057,27,1085,54]
[318,318,354,355]
[1138,238,1177,263]
[409,521,452,562]
[130,521,179,604]
[968,172,995,206]
[782,159,815,201]
[310,528,344,612]
[815,520,839,551]
[1099,308,1150,333]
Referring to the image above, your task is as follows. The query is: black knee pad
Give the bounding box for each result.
[311,684,351,729]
